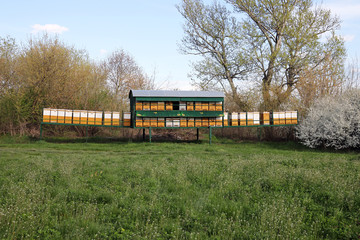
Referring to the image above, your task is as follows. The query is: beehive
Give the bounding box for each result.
[209,102,216,111]
[112,112,120,126]
[223,112,228,126]
[216,117,222,127]
[143,102,150,111]
[202,118,209,127]
[180,118,187,127]
[187,102,194,111]
[173,118,180,127]
[230,112,238,126]
[187,118,195,127]
[253,112,260,125]
[195,118,202,127]
[291,111,298,124]
[73,110,81,124]
[201,102,209,111]
[104,111,112,126]
[273,112,280,125]
[279,112,286,125]
[209,118,216,126]
[215,102,222,111]
[151,102,158,111]
[261,112,270,125]
[285,111,292,125]
[165,102,173,111]
[95,111,103,125]
[136,117,143,127]
[158,102,165,111]
[150,118,157,127]
[195,102,202,111]
[136,102,143,111]
[143,118,150,127]
[179,102,187,111]
[87,111,96,125]
[122,112,130,126]
[56,109,64,123]
[158,118,165,127]
[65,110,72,124]
[80,110,88,124]
[239,112,247,126]
[247,112,254,126]
[43,108,51,123]
[165,118,173,127]
[50,109,58,123]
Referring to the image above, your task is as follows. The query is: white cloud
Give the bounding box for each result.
[342,35,355,42]
[31,24,69,34]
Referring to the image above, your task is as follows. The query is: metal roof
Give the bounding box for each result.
[129,90,224,98]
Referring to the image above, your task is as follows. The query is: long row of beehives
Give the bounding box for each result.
[42,108,131,126]
[43,108,297,127]
[135,101,223,111]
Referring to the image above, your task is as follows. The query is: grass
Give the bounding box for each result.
[0,136,359,239]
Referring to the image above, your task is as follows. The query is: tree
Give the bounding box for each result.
[177,0,252,110]
[178,0,346,111]
[297,89,360,150]
[102,49,154,110]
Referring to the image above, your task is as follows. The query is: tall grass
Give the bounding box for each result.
[0,139,359,239]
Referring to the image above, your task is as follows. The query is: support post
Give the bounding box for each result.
[149,127,152,143]
[209,126,212,145]
[257,127,262,141]
[143,128,146,141]
[197,128,199,141]
[86,126,88,143]
[40,123,43,140]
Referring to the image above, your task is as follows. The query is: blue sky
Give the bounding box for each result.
[1,0,359,90]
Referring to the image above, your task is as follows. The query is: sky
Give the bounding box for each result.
[1,0,359,90]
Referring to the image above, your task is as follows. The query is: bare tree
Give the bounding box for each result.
[102,49,154,110]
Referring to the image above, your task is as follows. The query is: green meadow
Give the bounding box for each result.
[0,137,359,239]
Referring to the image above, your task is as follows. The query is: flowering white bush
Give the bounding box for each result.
[297,90,360,149]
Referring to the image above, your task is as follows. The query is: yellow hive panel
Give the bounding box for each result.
[195,102,202,111]
[165,102,173,111]
[95,111,103,125]
[187,118,195,127]
[195,118,202,127]
[158,102,165,111]
[112,112,120,126]
[65,110,72,124]
[209,102,216,111]
[50,109,58,123]
[180,118,187,127]
[187,102,194,111]
[143,118,150,127]
[80,111,88,124]
[209,118,216,126]
[88,111,96,125]
[73,110,81,124]
[239,112,247,126]
[151,102,158,111]
[136,102,143,111]
[150,118,157,127]
[104,112,112,126]
[202,118,209,127]
[201,102,209,111]
[158,118,165,128]
[57,110,65,124]
[143,102,150,111]
[215,102,222,111]
[43,108,51,123]
[135,117,143,127]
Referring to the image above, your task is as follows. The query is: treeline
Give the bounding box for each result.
[0,35,154,135]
